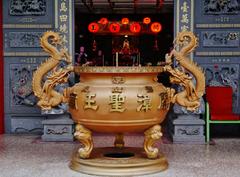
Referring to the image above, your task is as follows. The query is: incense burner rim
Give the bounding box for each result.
[74,66,164,74]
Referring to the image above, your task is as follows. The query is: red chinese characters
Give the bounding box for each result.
[88,22,100,33]
[143,17,151,25]
[121,18,129,25]
[130,22,141,33]
[99,18,108,25]
[151,22,162,33]
[109,23,121,33]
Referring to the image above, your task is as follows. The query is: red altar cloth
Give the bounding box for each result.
[206,87,239,121]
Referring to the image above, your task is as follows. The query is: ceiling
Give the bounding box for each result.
[75,0,174,14]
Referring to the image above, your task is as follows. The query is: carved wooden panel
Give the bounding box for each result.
[195,0,240,24]
[3,0,54,25]
[202,31,239,47]
[176,126,201,136]
[8,32,42,48]
[4,30,45,54]
[203,0,240,15]
[9,0,47,16]
[10,64,37,107]
[4,57,45,114]
[195,29,240,55]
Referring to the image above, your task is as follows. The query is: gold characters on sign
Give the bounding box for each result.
[180,1,190,31]
[181,1,189,13]
[59,0,69,48]
[181,14,189,24]
[84,94,98,111]
[112,87,123,93]
[109,94,126,112]
[61,34,68,44]
[158,92,169,110]
[60,2,68,12]
[109,87,126,112]
[59,24,68,34]
[112,76,125,84]
[59,15,68,22]
[137,94,152,112]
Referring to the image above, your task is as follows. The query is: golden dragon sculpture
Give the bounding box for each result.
[32,31,73,110]
[33,31,204,113]
[165,31,205,111]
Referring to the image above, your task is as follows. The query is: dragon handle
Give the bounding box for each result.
[165,31,205,111]
[32,31,73,110]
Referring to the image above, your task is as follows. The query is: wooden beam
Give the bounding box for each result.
[81,0,93,13]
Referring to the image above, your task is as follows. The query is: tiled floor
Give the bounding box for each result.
[0,134,240,177]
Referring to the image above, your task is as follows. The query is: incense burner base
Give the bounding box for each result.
[69,147,168,176]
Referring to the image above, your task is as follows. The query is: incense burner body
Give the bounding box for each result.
[32,31,205,171]
[68,67,170,133]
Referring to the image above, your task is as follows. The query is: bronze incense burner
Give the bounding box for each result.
[32,31,205,176]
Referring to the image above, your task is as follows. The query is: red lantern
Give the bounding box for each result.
[130,22,141,33]
[143,17,151,24]
[109,23,120,33]
[150,22,162,33]
[121,18,129,25]
[99,18,108,25]
[88,22,99,33]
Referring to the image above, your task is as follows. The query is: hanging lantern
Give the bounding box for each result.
[130,22,141,33]
[109,23,121,33]
[99,17,108,25]
[121,18,129,25]
[143,17,151,25]
[150,22,162,33]
[88,22,99,33]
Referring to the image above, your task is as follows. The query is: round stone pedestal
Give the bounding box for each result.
[70,147,168,176]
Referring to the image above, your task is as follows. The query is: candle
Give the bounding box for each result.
[112,55,114,66]
[138,52,141,65]
[103,55,105,66]
[135,54,138,66]
[116,52,118,67]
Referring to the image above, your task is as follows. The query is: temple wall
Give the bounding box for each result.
[2,0,73,133]
[194,0,240,114]
[176,0,240,114]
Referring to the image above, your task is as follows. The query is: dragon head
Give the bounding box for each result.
[174,31,198,54]
[51,35,62,46]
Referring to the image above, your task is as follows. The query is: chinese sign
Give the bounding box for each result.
[74,88,170,113]
[109,87,126,112]
[176,0,193,33]
[84,94,98,110]
[137,94,152,112]
[57,0,73,56]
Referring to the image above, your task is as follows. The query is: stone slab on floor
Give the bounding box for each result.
[1,135,240,177]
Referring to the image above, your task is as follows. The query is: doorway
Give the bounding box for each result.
[74,1,174,67]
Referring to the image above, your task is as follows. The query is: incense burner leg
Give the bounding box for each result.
[74,124,93,159]
[114,133,125,148]
[144,125,162,159]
